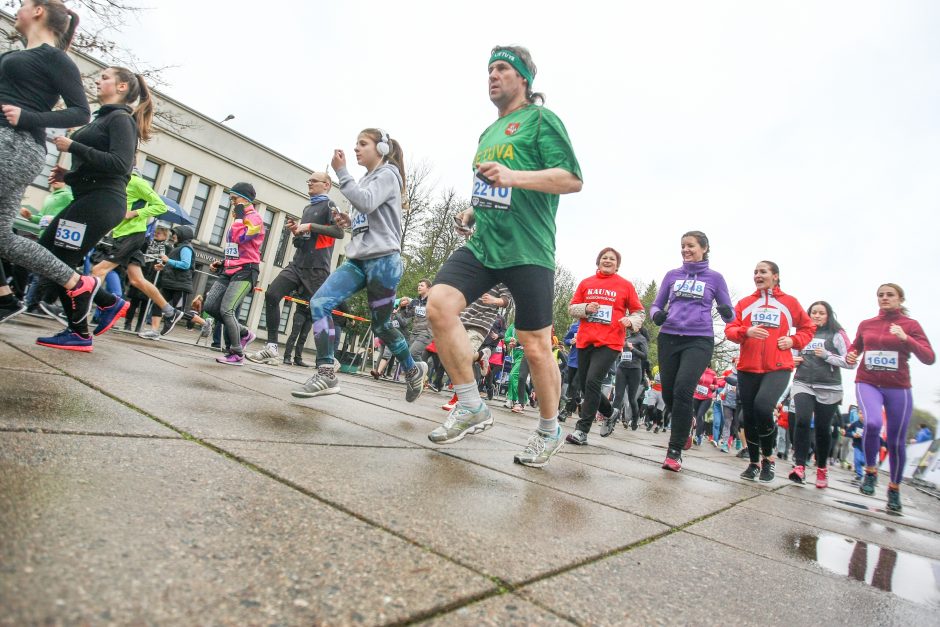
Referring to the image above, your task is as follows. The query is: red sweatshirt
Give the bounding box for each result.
[725,286,815,374]
[572,271,644,351]
[693,368,720,400]
[851,309,934,389]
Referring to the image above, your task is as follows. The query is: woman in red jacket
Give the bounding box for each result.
[725,261,814,482]
[846,283,934,514]
[566,247,645,445]
[692,367,721,446]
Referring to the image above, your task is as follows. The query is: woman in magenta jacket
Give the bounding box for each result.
[847,283,934,515]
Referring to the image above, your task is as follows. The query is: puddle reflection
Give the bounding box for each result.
[788,533,940,608]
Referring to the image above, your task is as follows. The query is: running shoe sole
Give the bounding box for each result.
[35,338,93,352]
[428,415,494,444]
[291,386,340,399]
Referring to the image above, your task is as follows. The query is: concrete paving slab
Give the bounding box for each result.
[0,337,60,374]
[419,594,571,626]
[0,433,493,625]
[0,370,177,437]
[521,530,935,625]
[219,441,669,584]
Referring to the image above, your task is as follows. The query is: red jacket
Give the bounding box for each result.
[572,271,644,351]
[851,309,934,389]
[725,287,815,374]
[693,368,720,400]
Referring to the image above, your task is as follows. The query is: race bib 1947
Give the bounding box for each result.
[751,307,781,328]
[470,173,512,211]
[865,350,899,371]
[54,219,86,250]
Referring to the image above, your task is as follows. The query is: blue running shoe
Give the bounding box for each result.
[36,328,93,352]
[93,298,129,336]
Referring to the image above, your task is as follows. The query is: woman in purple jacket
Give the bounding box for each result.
[651,231,734,471]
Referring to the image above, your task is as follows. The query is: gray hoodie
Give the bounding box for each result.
[335,163,403,260]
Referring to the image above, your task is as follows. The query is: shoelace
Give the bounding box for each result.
[522,433,548,455]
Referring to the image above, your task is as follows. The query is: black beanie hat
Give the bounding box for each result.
[228,182,256,203]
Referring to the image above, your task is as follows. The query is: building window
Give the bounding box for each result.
[165,170,187,203]
[209,200,230,246]
[273,225,292,267]
[141,158,161,187]
[260,208,275,257]
[30,130,62,188]
[190,181,211,233]
[278,301,292,334]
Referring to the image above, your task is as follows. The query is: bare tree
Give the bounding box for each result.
[400,159,435,262]
[552,263,576,338]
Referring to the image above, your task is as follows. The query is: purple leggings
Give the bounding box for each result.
[855,382,913,484]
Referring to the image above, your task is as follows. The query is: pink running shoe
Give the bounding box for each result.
[662,448,682,472]
[815,467,829,489]
[216,352,244,366]
[788,465,806,484]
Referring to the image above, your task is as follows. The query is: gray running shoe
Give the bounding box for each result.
[428,403,494,444]
[405,361,429,402]
[138,329,161,340]
[291,369,340,398]
[246,346,280,365]
[565,429,588,446]
[514,426,565,467]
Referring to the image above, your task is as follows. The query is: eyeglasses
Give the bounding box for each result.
[307,178,329,184]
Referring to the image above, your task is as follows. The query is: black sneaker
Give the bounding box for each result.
[740,463,760,481]
[736,448,749,459]
[294,357,311,368]
[39,301,68,324]
[0,299,26,324]
[558,409,569,423]
[282,357,292,365]
[646,421,653,432]
[860,472,878,496]
[886,487,902,515]
[759,459,775,483]
[159,308,186,336]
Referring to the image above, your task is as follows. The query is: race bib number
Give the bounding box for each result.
[351,212,369,235]
[621,351,633,362]
[587,304,613,325]
[223,243,239,259]
[392,319,400,329]
[751,307,781,328]
[495,345,503,354]
[470,174,512,211]
[804,338,826,354]
[695,385,709,396]
[673,279,706,299]
[415,305,427,318]
[54,219,86,250]
[38,215,53,229]
[865,350,899,371]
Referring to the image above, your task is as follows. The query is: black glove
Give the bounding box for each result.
[233,203,246,220]
[717,304,734,321]
[652,310,668,326]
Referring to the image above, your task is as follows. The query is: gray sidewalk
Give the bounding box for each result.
[1,315,938,625]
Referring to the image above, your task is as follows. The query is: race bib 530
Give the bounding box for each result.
[54,219,86,250]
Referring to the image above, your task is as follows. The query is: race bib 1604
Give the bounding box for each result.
[865,350,899,371]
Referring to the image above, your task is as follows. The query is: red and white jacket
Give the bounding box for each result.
[725,286,815,374]
[693,367,721,400]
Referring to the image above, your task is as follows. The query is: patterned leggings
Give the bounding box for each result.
[309,253,414,370]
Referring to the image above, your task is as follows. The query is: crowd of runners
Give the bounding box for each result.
[0,1,934,516]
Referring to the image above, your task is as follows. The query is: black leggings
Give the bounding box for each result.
[575,345,619,434]
[658,333,714,452]
[612,367,643,421]
[694,398,713,438]
[516,357,531,406]
[37,186,126,332]
[792,392,840,468]
[737,370,791,463]
[284,304,313,360]
[563,365,581,413]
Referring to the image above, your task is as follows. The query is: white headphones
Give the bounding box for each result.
[376,129,390,157]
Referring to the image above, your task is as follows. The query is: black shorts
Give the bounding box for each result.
[434,246,554,331]
[269,264,329,301]
[105,231,148,268]
[159,287,190,308]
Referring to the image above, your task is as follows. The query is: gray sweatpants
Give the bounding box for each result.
[204,274,253,355]
[0,128,75,286]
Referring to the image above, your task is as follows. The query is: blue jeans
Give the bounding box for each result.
[310,253,414,369]
[853,447,865,479]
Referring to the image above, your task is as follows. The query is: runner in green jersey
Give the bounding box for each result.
[427,45,582,468]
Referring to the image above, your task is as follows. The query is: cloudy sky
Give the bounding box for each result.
[94,0,939,415]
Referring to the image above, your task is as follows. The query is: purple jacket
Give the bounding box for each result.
[650,260,733,337]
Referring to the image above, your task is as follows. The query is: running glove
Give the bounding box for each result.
[652,310,668,326]
[717,304,734,321]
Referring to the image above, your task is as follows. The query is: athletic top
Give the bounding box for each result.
[793,327,853,389]
[619,330,648,370]
[335,163,402,260]
[223,205,265,275]
[65,104,137,191]
[850,309,934,389]
[291,198,336,271]
[0,44,90,145]
[693,368,720,400]
[467,105,581,270]
[572,271,644,351]
[112,173,167,238]
[650,260,734,337]
[725,286,815,374]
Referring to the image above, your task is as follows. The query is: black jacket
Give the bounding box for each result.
[65,104,137,191]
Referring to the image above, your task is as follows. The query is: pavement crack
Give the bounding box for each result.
[0,427,181,440]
